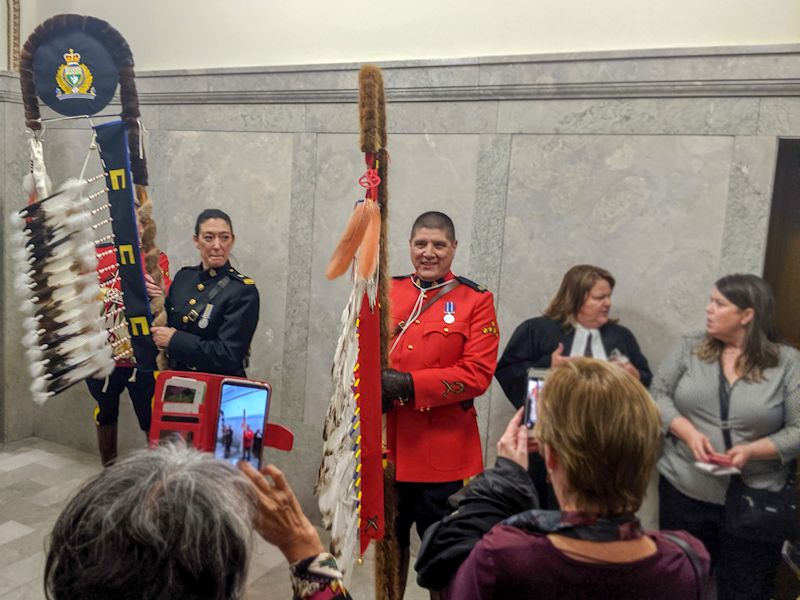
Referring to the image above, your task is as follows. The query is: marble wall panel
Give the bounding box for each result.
[136,74,211,94]
[158,104,304,132]
[153,61,481,95]
[498,98,759,135]
[306,102,498,135]
[303,133,481,427]
[304,104,357,134]
[471,134,512,455]
[203,69,358,94]
[485,134,733,456]
[479,50,800,87]
[277,133,318,426]
[719,137,778,275]
[1,102,7,440]
[3,102,34,442]
[757,98,800,136]
[381,64,480,90]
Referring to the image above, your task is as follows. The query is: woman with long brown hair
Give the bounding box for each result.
[656,273,800,600]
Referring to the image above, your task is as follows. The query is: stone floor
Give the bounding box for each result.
[0,437,427,600]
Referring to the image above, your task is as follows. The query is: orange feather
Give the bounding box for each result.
[325,202,371,279]
[356,201,381,279]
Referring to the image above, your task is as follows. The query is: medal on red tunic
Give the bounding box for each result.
[443,301,456,324]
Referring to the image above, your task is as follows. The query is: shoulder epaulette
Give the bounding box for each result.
[456,276,488,292]
[392,274,413,280]
[227,267,255,285]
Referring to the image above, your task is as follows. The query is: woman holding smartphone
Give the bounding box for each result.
[655,274,800,600]
[417,359,709,599]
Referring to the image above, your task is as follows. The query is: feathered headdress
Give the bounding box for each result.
[14,14,165,402]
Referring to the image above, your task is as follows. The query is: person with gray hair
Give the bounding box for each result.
[45,443,351,600]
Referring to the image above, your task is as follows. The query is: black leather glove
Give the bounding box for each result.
[381,368,414,413]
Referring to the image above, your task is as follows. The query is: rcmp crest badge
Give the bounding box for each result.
[55,49,96,100]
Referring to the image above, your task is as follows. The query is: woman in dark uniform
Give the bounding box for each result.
[151,209,259,377]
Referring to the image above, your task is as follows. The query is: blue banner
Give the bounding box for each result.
[94,120,157,371]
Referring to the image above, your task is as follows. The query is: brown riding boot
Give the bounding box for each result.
[96,423,118,467]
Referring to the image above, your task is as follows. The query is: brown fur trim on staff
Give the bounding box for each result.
[359,65,384,153]
[376,74,387,151]
[376,149,391,371]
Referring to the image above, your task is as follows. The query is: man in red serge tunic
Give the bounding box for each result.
[382,211,499,589]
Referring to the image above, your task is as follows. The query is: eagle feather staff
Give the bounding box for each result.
[316,65,392,592]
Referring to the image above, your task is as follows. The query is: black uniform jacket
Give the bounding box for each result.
[416,457,538,590]
[165,261,259,377]
[495,317,652,407]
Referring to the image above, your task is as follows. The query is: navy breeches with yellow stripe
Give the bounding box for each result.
[87,367,154,431]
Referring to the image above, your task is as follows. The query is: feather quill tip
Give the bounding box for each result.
[326,202,371,280]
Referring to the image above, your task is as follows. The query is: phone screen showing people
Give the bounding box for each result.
[523,377,543,435]
[215,380,270,468]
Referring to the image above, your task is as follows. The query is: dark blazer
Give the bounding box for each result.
[495,317,652,407]
[165,261,259,377]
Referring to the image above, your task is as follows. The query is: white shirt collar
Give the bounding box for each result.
[570,324,608,360]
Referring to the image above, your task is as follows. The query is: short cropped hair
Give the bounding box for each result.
[410,211,456,242]
[533,359,661,516]
[543,265,616,327]
[195,208,234,236]
[45,443,257,600]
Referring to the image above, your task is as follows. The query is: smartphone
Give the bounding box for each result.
[523,368,549,437]
[608,348,630,365]
[214,380,270,468]
[161,376,207,415]
[707,452,733,467]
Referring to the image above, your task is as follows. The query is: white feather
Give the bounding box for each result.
[28,135,51,199]
[32,391,53,405]
[28,361,47,379]
[12,157,113,403]
[315,277,373,578]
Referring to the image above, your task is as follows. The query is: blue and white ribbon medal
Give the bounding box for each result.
[443,301,456,324]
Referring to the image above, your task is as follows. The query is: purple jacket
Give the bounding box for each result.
[446,525,708,599]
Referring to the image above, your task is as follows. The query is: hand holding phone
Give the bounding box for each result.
[609,348,630,365]
[523,380,541,437]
